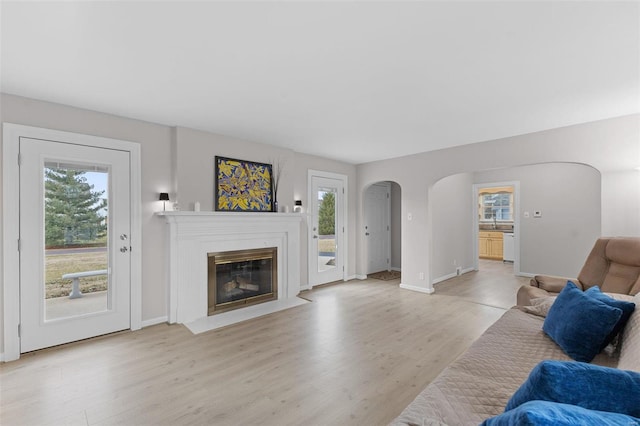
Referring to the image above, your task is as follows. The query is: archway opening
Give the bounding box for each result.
[430,162,601,285]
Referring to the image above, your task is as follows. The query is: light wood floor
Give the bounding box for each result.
[1,260,528,426]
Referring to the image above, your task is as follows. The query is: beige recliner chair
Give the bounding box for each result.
[517,237,640,306]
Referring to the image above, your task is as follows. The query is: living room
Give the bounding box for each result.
[1,1,639,424]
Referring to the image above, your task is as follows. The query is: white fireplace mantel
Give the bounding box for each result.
[157,211,303,325]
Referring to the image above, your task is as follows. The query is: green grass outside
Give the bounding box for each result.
[318,239,336,253]
[45,251,108,298]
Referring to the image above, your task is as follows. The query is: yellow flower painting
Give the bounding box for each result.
[215,157,273,212]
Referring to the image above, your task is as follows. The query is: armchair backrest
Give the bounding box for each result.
[578,237,640,295]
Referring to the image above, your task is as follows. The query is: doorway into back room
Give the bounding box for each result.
[477,185,515,270]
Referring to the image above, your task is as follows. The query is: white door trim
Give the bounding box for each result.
[472,181,520,275]
[307,169,348,287]
[2,123,142,361]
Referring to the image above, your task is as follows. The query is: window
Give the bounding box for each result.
[479,192,512,221]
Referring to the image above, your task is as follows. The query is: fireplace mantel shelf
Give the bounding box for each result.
[157,210,303,327]
[156,211,303,218]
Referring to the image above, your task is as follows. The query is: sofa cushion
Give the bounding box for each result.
[584,286,636,349]
[522,296,556,317]
[482,400,640,426]
[505,360,640,417]
[543,281,622,362]
[619,293,640,372]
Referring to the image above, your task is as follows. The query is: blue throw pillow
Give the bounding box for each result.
[505,360,640,417]
[482,400,640,426]
[542,281,622,362]
[584,285,636,348]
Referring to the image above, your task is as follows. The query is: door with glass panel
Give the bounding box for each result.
[309,175,345,286]
[19,137,131,353]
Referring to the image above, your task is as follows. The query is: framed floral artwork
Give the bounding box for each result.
[215,156,273,212]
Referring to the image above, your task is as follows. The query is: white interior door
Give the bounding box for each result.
[309,175,345,286]
[364,183,390,274]
[19,137,131,353]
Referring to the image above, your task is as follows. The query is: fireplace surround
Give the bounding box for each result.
[158,211,302,326]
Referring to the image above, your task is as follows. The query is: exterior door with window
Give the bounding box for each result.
[308,174,345,286]
[19,137,131,353]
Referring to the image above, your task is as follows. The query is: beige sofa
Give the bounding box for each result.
[517,237,640,306]
[390,293,640,426]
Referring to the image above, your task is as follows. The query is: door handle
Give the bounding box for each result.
[313,235,318,239]
[365,232,370,236]
[120,246,129,253]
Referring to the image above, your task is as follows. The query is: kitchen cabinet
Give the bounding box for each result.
[479,231,504,260]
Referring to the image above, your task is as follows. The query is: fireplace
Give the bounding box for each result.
[158,211,302,326]
[208,247,278,315]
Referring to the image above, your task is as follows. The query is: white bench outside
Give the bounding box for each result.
[62,269,108,299]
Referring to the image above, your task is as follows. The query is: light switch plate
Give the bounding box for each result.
[534,211,542,218]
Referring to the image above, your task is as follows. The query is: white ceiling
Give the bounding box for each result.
[2,1,639,164]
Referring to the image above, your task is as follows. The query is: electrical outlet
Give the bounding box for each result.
[456,267,462,276]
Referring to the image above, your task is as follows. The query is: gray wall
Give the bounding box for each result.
[173,127,357,287]
[0,93,174,327]
[474,163,601,277]
[430,173,474,280]
[357,114,640,292]
[1,92,638,354]
[0,93,357,355]
[601,170,640,237]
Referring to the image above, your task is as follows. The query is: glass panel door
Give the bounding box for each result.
[309,174,344,286]
[20,137,131,353]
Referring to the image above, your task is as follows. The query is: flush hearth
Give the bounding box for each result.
[208,247,278,315]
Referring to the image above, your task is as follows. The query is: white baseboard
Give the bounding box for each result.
[432,267,475,285]
[345,275,357,281]
[399,283,435,294]
[432,272,456,285]
[141,316,168,328]
[390,266,401,272]
[0,352,4,362]
[355,274,368,280]
[518,272,535,278]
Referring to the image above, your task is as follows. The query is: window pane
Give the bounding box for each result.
[317,187,337,273]
[44,165,109,320]
[480,192,512,221]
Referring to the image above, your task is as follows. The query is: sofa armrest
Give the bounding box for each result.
[530,275,580,293]
[517,285,553,306]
